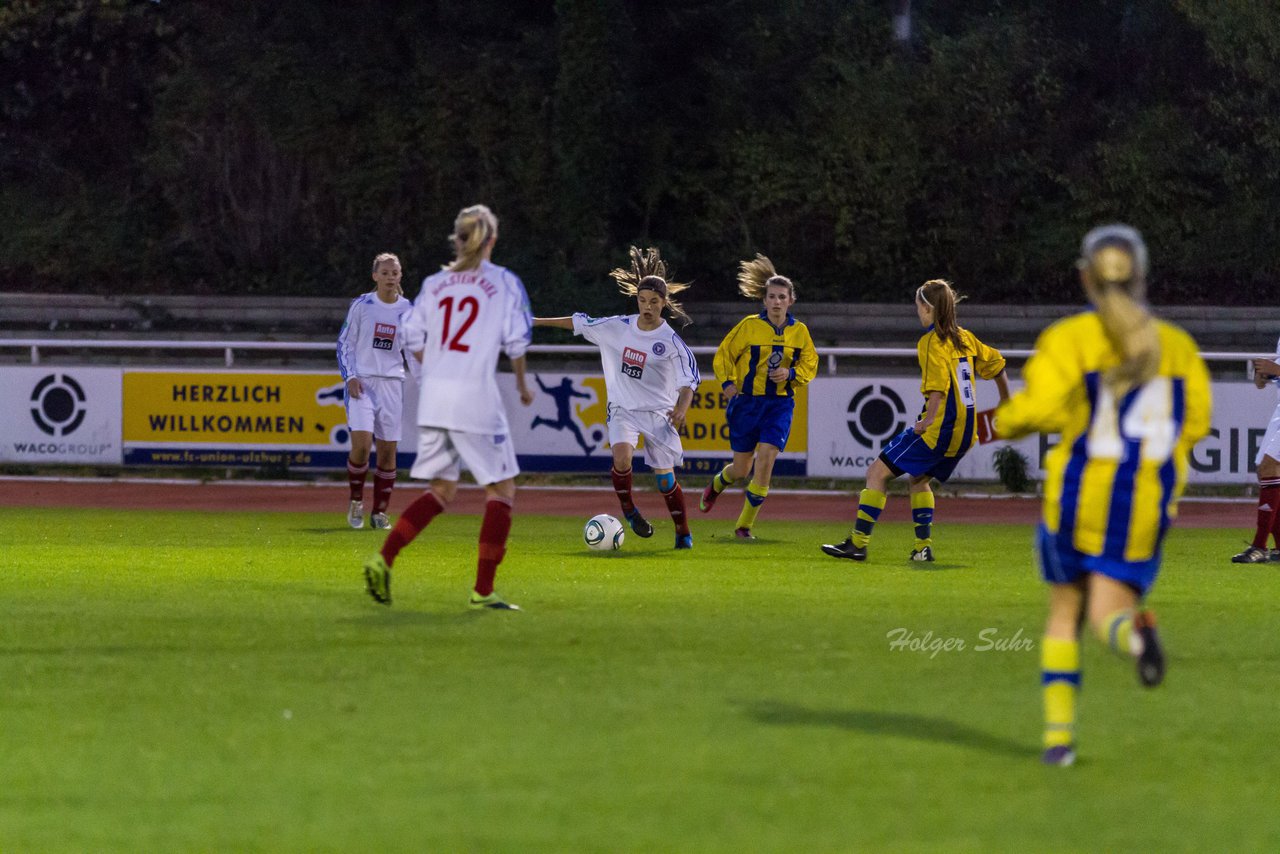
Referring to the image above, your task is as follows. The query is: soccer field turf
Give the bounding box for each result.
[2,506,1276,852]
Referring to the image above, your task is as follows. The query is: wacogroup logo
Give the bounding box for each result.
[845,384,907,448]
[30,373,87,436]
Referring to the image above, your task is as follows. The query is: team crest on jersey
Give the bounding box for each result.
[622,346,647,379]
[372,322,396,351]
[652,342,666,356]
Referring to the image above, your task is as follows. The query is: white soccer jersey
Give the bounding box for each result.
[572,313,700,412]
[336,291,413,380]
[405,260,533,434]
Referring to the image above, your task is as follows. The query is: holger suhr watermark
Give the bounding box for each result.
[886,627,1035,659]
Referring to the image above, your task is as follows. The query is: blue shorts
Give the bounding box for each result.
[726,395,795,454]
[1035,523,1161,595]
[878,428,960,482]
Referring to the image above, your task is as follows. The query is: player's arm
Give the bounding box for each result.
[992,369,1011,403]
[914,392,944,434]
[995,326,1076,439]
[669,385,694,430]
[713,319,748,399]
[533,316,575,329]
[1253,358,1280,379]
[1181,341,1213,449]
[337,301,363,398]
[510,355,533,406]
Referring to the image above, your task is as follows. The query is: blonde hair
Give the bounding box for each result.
[1079,224,1159,395]
[916,279,966,351]
[372,252,403,297]
[446,204,498,272]
[737,254,795,300]
[609,246,692,326]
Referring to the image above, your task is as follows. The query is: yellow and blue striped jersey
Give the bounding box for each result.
[916,326,1006,457]
[996,312,1212,562]
[713,312,819,398]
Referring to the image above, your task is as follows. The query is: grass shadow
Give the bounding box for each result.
[741,699,1029,759]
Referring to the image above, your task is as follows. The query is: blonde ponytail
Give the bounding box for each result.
[446,204,498,272]
[737,254,795,300]
[1079,225,1160,395]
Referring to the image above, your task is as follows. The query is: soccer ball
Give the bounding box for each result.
[584,513,625,551]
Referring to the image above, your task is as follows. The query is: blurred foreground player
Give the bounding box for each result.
[996,224,1212,765]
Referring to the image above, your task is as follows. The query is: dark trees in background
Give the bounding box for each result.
[1,0,1277,307]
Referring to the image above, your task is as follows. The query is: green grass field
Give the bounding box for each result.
[2,506,1276,852]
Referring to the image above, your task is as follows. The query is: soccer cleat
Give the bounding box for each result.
[363,554,391,605]
[1134,609,1165,688]
[820,537,867,561]
[1231,545,1269,564]
[699,482,719,513]
[1041,744,1077,767]
[370,512,391,530]
[675,533,694,549]
[1271,549,1280,563]
[347,500,365,529]
[469,591,521,611]
[910,546,935,562]
[734,527,756,541]
[625,508,654,538]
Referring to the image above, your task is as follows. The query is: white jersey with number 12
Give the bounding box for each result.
[405,260,533,434]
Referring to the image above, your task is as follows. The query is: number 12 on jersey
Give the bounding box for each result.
[439,296,478,352]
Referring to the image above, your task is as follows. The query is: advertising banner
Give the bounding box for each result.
[503,372,808,476]
[121,370,373,468]
[0,367,123,464]
[807,376,1276,484]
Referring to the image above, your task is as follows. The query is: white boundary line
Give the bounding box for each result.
[0,474,1255,503]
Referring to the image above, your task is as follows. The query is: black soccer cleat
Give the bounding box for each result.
[820,537,867,561]
[1134,609,1165,687]
[625,508,654,538]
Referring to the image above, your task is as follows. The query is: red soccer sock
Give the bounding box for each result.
[1272,489,1280,549]
[380,491,444,566]
[1254,481,1280,549]
[474,497,514,597]
[611,466,636,515]
[372,467,397,513]
[346,458,369,502]
[662,483,690,536]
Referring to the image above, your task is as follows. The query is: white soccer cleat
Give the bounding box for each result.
[347,500,365,529]
[370,512,391,530]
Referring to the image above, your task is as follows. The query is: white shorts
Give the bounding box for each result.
[346,376,404,443]
[607,405,684,470]
[410,426,520,486]
[1258,404,1280,465]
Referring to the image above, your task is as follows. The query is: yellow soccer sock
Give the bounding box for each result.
[1097,609,1136,658]
[910,490,935,550]
[1041,636,1080,748]
[850,488,887,548]
[711,463,737,495]
[736,482,768,530]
